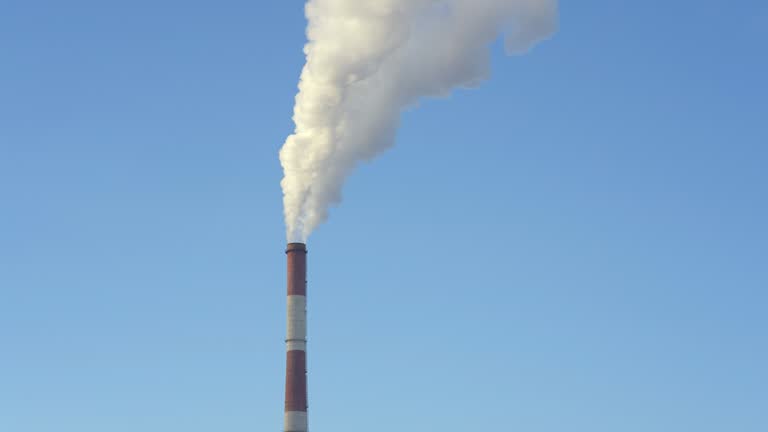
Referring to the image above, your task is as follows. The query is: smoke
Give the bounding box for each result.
[280,0,558,242]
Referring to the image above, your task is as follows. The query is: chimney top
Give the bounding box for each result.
[286,243,307,253]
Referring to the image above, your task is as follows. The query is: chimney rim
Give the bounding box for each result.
[286,242,307,253]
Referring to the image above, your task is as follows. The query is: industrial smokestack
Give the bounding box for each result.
[284,242,308,432]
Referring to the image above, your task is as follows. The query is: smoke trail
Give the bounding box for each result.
[280,0,558,242]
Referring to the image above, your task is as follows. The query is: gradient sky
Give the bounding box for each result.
[2,1,766,431]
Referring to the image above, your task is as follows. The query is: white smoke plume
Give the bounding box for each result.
[280,0,558,242]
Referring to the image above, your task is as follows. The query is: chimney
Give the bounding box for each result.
[284,242,308,432]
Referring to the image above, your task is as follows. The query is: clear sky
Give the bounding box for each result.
[2,1,766,431]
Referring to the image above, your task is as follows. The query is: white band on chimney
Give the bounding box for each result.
[286,340,307,351]
[286,295,306,351]
[284,411,308,432]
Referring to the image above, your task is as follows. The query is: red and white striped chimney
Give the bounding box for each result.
[284,243,308,432]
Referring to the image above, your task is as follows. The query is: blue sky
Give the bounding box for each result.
[1,1,766,431]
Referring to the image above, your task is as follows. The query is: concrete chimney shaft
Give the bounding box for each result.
[284,243,308,432]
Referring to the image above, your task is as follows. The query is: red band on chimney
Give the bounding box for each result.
[284,350,308,412]
[286,243,307,297]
